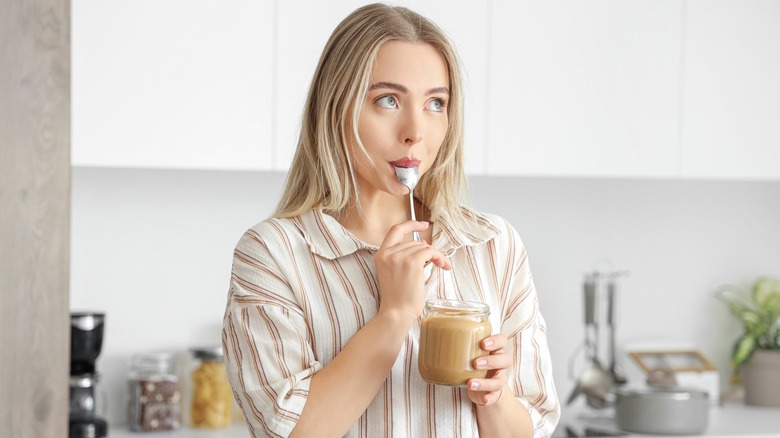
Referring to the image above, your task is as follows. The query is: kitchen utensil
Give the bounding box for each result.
[606,278,627,386]
[614,387,709,435]
[567,275,612,407]
[394,165,420,241]
[572,363,613,406]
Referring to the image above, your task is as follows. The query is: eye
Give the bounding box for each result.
[375,95,398,109]
[426,98,446,112]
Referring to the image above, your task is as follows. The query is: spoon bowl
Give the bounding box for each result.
[394,165,419,191]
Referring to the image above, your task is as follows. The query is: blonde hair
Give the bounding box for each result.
[274,3,468,224]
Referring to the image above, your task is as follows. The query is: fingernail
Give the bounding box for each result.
[483,339,494,348]
[476,359,487,368]
[420,221,429,226]
[470,381,480,390]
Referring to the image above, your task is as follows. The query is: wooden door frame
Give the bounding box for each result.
[1,0,71,437]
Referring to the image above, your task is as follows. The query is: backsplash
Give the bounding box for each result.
[70,167,780,425]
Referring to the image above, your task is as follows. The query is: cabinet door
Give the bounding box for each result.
[275,0,369,171]
[72,0,274,170]
[488,1,682,178]
[681,0,780,181]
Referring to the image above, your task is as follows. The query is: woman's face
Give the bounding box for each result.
[351,41,450,198]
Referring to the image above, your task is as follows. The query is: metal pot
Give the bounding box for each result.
[614,387,709,435]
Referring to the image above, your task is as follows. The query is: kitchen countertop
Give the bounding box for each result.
[109,403,779,438]
[110,424,249,437]
[556,403,780,437]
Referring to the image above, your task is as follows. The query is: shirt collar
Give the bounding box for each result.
[296,207,500,261]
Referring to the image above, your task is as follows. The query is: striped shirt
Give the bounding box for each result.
[222,207,560,438]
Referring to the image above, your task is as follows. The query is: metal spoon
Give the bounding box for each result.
[393,165,420,241]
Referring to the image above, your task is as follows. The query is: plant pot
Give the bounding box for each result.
[743,349,780,407]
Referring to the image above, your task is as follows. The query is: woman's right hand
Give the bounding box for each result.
[374,221,452,321]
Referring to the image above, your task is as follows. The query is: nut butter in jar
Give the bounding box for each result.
[418,299,492,386]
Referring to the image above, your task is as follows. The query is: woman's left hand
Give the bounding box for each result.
[466,334,511,406]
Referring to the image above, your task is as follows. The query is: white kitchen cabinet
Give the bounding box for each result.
[681,0,780,181]
[72,1,780,181]
[72,0,274,170]
[487,1,683,178]
[274,0,371,170]
[275,1,488,174]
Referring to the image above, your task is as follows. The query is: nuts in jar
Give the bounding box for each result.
[127,352,181,432]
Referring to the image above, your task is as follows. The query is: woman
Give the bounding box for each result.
[222,4,559,437]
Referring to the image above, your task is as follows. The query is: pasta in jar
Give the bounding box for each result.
[190,347,233,429]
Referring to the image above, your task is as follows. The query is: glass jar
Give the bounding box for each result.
[127,352,181,432]
[189,346,233,429]
[418,299,492,386]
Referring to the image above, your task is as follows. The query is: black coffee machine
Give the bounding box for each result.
[70,312,108,438]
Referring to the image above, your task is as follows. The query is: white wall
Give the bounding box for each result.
[70,167,780,425]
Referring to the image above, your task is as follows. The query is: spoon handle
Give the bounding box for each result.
[409,191,420,241]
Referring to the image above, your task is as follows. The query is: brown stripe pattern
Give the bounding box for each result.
[222,209,560,437]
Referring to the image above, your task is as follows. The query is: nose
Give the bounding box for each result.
[400,110,423,146]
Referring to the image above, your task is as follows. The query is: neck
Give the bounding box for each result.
[339,188,427,246]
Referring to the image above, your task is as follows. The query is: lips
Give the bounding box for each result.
[390,157,421,168]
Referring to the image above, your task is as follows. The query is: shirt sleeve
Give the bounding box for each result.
[498,220,560,438]
[222,227,320,438]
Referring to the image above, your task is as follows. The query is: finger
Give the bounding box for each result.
[385,241,452,270]
[467,387,504,407]
[382,240,434,262]
[474,353,512,373]
[401,240,450,268]
[422,247,452,270]
[379,221,430,249]
[481,388,504,406]
[467,377,505,394]
[468,390,488,406]
[481,334,508,352]
[411,245,452,270]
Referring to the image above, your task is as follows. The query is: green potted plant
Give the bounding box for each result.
[717,276,780,407]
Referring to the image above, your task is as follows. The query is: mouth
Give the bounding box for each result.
[389,157,421,168]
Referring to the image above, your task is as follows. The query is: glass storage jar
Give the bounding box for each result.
[189,346,233,429]
[127,351,181,432]
[418,299,492,386]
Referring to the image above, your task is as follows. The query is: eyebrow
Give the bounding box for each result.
[369,81,450,95]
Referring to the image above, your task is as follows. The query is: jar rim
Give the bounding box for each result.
[424,299,489,314]
[130,351,177,375]
[191,346,224,361]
